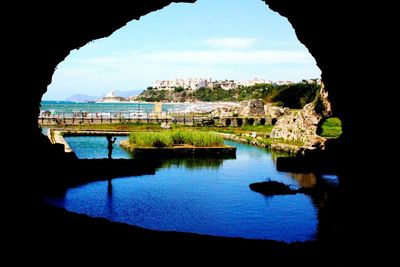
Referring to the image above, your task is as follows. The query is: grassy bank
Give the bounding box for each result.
[172,124,274,135]
[319,118,342,138]
[129,130,224,147]
[41,122,274,136]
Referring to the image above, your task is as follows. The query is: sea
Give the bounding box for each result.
[40,101,238,116]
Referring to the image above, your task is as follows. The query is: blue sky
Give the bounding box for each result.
[44,0,321,100]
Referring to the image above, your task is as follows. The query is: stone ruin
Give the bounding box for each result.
[238,99,265,117]
[211,99,288,118]
[270,85,332,149]
[264,104,291,120]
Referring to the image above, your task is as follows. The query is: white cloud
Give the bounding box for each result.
[47,48,319,100]
[204,38,258,49]
[72,49,314,69]
[136,50,314,65]
[72,49,315,72]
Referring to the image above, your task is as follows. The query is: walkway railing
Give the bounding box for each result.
[38,112,214,126]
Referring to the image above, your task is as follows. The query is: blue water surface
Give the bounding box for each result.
[64,136,130,159]
[48,138,318,242]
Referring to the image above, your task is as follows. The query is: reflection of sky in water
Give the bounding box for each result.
[47,138,319,242]
[65,136,131,159]
[321,174,339,185]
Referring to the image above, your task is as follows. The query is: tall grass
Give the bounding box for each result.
[319,117,342,138]
[129,130,224,147]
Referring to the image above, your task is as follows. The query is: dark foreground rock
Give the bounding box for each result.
[249,180,298,195]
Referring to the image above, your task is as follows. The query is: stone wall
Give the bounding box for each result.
[270,86,332,149]
[211,99,266,118]
[238,99,265,117]
[264,104,291,119]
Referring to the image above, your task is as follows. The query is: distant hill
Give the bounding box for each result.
[65,94,98,102]
[116,89,143,97]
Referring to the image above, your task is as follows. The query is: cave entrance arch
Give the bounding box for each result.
[18,0,363,259]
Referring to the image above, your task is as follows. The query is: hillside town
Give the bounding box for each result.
[94,78,321,103]
[152,77,321,91]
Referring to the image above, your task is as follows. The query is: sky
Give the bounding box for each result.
[44,0,321,100]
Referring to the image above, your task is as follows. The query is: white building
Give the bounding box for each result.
[214,79,238,90]
[304,78,322,85]
[274,80,294,86]
[240,78,273,87]
[97,90,127,103]
[154,78,211,90]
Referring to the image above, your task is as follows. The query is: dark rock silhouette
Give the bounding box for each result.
[6,0,383,264]
[249,181,297,195]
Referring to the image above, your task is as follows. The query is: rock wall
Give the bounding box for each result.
[211,99,266,118]
[270,86,332,149]
[211,106,239,118]
[239,99,265,117]
[264,104,291,119]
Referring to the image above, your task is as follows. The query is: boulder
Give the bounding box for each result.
[264,104,290,118]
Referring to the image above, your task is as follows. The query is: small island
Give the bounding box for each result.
[120,130,236,158]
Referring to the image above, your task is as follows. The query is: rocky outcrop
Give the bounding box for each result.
[264,104,291,119]
[211,99,266,118]
[270,86,332,149]
[48,129,74,153]
[238,99,265,117]
[211,106,239,118]
[249,181,297,196]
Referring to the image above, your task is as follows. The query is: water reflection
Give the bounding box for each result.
[321,174,339,185]
[47,135,342,242]
[159,157,227,170]
[269,149,293,162]
[107,179,114,217]
[288,173,317,188]
[47,140,320,242]
[46,138,345,242]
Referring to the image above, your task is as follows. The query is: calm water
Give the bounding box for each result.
[48,138,322,242]
[64,136,131,159]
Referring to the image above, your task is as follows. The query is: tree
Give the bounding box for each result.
[174,86,185,93]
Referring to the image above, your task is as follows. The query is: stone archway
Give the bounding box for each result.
[245,118,255,126]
